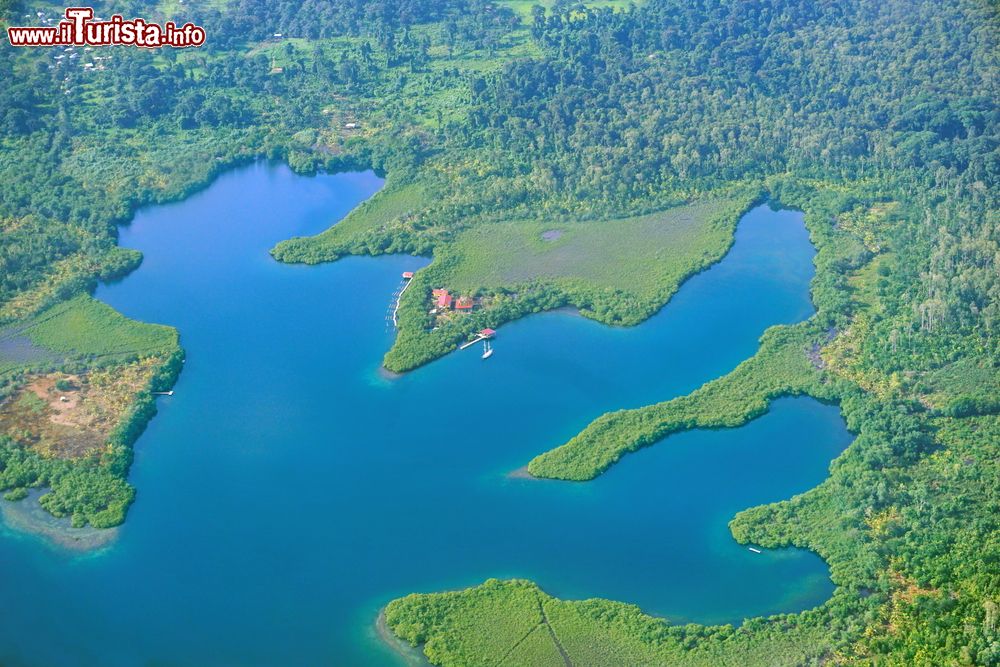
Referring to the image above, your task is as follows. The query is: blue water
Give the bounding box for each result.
[0,162,852,666]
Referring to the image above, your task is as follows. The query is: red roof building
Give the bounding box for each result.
[402,271,414,279]
[437,292,453,308]
[480,328,496,337]
[455,296,474,310]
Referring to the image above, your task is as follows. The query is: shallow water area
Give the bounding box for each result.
[0,163,852,666]
[1,489,117,552]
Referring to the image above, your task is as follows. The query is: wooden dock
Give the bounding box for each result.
[392,277,412,328]
[460,329,496,350]
[460,335,488,350]
[385,273,414,331]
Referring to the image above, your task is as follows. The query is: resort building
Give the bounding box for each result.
[433,289,453,309]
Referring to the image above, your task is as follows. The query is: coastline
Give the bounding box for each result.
[0,489,118,552]
[379,195,761,375]
[375,609,431,666]
[507,465,538,480]
[377,366,404,381]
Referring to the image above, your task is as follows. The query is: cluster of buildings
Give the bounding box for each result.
[27,11,110,75]
[396,271,482,318]
[51,45,110,73]
[26,10,54,25]
[431,289,477,313]
[396,273,496,345]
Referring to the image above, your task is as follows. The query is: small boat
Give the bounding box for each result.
[748,547,762,554]
[482,339,493,359]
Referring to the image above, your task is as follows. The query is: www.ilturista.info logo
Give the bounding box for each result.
[7,7,206,48]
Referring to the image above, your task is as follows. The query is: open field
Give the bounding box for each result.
[443,199,739,300]
[0,294,178,384]
[0,360,161,460]
[498,0,641,21]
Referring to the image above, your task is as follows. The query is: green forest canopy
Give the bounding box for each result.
[0,0,997,663]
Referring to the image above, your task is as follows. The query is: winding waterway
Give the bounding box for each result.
[0,162,852,666]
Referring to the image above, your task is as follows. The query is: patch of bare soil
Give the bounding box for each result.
[807,343,826,370]
[0,359,159,459]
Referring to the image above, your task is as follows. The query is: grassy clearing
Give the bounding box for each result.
[2,294,177,365]
[444,199,739,300]
[151,0,229,20]
[0,360,161,459]
[499,0,642,22]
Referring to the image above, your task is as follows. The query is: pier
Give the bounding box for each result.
[386,272,414,331]
[459,328,497,350]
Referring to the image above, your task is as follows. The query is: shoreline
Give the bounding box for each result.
[0,489,118,553]
[377,366,404,381]
[375,609,430,666]
[507,465,539,480]
[379,202,755,375]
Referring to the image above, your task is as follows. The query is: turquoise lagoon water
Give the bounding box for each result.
[0,163,852,666]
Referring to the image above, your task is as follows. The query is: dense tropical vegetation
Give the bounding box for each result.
[0,0,996,663]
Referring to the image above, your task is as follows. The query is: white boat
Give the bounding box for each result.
[748,547,762,554]
[482,340,493,359]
